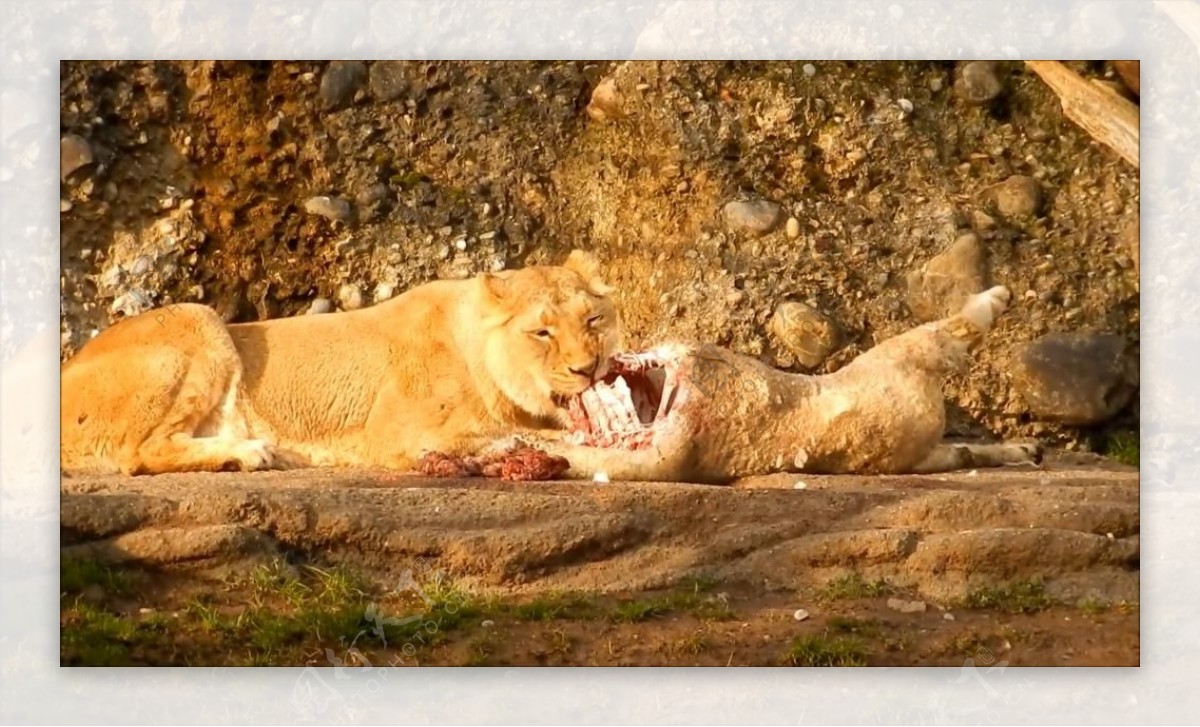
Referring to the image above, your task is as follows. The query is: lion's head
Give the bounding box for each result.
[478,249,620,421]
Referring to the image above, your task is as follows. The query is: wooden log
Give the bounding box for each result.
[1111,60,1139,96]
[1025,60,1139,169]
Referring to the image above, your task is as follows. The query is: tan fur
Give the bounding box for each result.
[60,251,620,476]
[519,286,1041,483]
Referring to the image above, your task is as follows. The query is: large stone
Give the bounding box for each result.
[954,61,1003,105]
[723,199,783,237]
[60,134,95,182]
[369,61,410,102]
[585,77,624,121]
[982,175,1044,220]
[319,61,367,110]
[1011,333,1137,425]
[769,302,839,369]
[905,233,987,322]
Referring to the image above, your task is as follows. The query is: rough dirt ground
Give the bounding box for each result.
[60,454,1138,666]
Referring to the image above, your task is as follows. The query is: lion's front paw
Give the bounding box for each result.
[1016,441,1044,465]
[231,439,277,471]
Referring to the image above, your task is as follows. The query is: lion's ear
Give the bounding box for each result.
[589,278,614,296]
[563,249,601,279]
[563,249,613,296]
[480,272,509,302]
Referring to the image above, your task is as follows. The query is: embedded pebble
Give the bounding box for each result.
[374,282,395,301]
[355,184,392,222]
[586,77,624,121]
[60,134,95,182]
[723,199,783,237]
[943,612,955,621]
[338,284,364,311]
[454,238,468,251]
[785,216,801,239]
[130,256,153,276]
[307,297,334,315]
[481,619,495,628]
[110,289,153,318]
[792,480,808,490]
[929,76,944,93]
[802,63,816,77]
[769,301,839,369]
[304,195,353,223]
[898,98,913,114]
[319,61,367,110]
[955,61,1003,105]
[905,232,986,321]
[593,471,610,484]
[983,175,1043,219]
[60,200,72,213]
[793,609,810,622]
[368,61,410,102]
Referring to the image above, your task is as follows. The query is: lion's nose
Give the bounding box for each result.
[570,359,599,380]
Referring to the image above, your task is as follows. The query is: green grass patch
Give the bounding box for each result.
[1104,431,1139,467]
[816,573,891,601]
[783,633,870,667]
[510,592,604,622]
[610,588,734,624]
[60,556,140,597]
[961,581,1056,614]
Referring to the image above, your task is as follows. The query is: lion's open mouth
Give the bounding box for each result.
[563,347,684,449]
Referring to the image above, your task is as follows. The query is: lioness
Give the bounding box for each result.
[513,285,1042,483]
[60,250,619,475]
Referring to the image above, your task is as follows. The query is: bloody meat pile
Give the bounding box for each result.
[417,444,570,481]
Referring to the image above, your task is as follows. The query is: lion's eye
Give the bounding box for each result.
[587,315,603,328]
[533,329,553,340]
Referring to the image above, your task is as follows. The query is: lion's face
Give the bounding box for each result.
[480,250,621,419]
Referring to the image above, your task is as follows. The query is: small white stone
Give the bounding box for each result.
[802,63,816,77]
[308,297,334,315]
[786,217,801,239]
[130,255,153,276]
[60,199,72,213]
[338,284,363,310]
[374,282,395,301]
[898,98,913,114]
[481,619,495,628]
[929,77,944,93]
[792,481,808,490]
[636,82,651,91]
[593,471,610,484]
[454,238,468,251]
[793,609,809,622]
[943,612,955,621]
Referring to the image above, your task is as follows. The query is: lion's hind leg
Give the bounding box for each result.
[911,441,1043,474]
[61,304,279,476]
